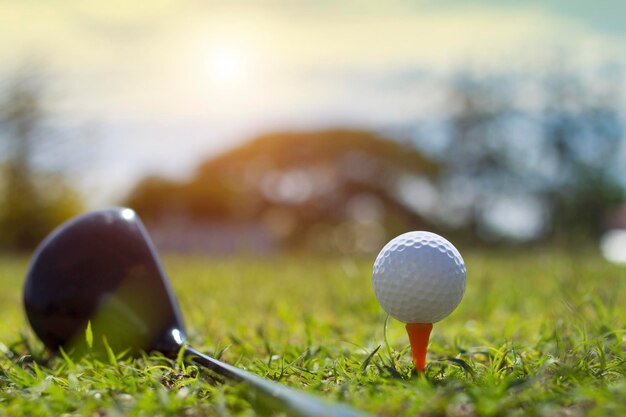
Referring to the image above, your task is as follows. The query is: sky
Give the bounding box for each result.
[1,0,625,205]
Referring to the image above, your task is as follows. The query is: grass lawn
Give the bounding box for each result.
[0,250,624,416]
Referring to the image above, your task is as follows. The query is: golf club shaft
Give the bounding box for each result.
[184,346,369,417]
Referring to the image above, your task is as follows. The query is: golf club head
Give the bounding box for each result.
[23,208,186,355]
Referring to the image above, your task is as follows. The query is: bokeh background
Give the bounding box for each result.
[1,1,626,260]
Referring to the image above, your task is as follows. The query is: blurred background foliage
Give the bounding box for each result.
[124,65,625,253]
[125,129,438,253]
[1,63,625,253]
[2,1,626,255]
[0,71,83,251]
[424,66,625,243]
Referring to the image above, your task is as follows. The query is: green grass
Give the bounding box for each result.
[0,250,624,416]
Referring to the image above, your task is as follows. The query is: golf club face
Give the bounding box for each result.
[23,208,186,355]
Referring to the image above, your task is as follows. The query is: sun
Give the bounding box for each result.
[208,44,247,87]
[188,37,261,102]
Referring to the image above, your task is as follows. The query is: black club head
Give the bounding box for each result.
[23,208,186,355]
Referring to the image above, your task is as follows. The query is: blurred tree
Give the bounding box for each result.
[126,129,440,252]
[125,175,184,216]
[0,69,84,251]
[438,66,625,242]
[440,74,518,239]
[127,67,625,248]
[539,67,624,241]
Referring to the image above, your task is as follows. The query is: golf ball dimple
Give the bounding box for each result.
[372,231,466,324]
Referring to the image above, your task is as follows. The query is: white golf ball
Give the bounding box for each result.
[372,231,466,324]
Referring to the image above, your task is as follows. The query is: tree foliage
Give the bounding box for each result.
[433,66,625,242]
[0,70,84,251]
[126,129,440,252]
[125,66,626,248]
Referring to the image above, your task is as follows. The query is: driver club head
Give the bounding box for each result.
[23,208,186,355]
